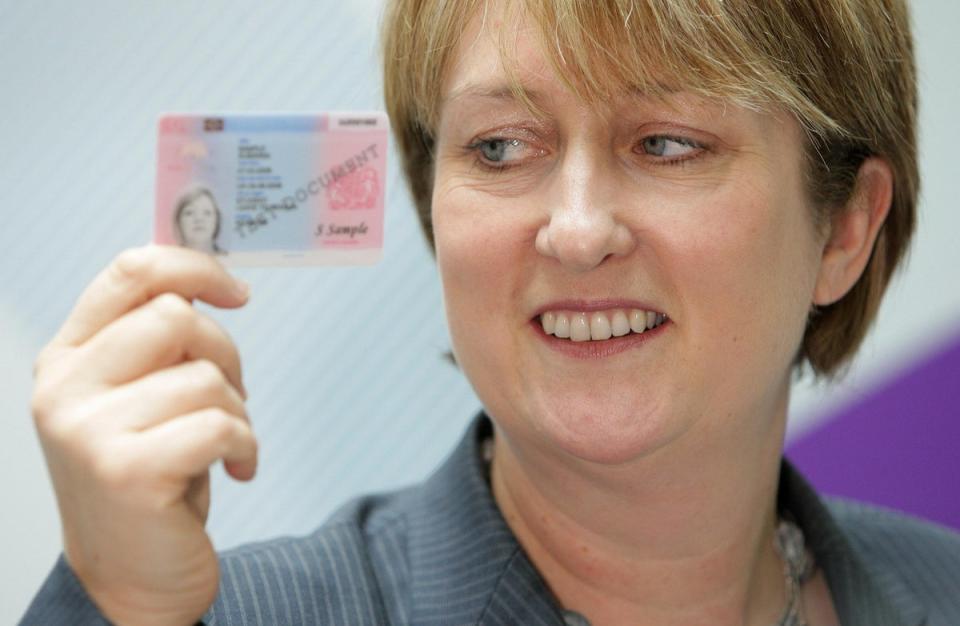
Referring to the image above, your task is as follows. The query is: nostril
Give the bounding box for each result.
[548,235,617,272]
[534,227,553,257]
[536,214,634,271]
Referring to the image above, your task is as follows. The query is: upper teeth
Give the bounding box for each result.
[541,309,666,342]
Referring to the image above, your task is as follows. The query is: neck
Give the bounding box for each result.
[186,240,217,254]
[489,391,791,626]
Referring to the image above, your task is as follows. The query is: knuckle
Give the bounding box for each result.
[32,395,84,444]
[30,387,55,429]
[191,359,226,393]
[33,343,74,383]
[30,382,56,425]
[150,293,194,327]
[201,409,238,445]
[91,449,134,490]
[111,247,156,285]
[31,373,72,431]
[33,344,56,377]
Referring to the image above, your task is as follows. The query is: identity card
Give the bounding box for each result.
[154,113,388,266]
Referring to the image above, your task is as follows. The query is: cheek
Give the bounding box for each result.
[669,182,820,372]
[432,182,536,367]
[434,180,529,302]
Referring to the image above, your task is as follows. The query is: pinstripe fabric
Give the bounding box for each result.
[21,414,960,625]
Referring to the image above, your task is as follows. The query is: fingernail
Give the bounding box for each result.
[234,278,251,299]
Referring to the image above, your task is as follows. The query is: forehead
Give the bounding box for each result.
[440,1,724,126]
[438,4,762,136]
[430,0,825,140]
[442,3,573,108]
[188,194,213,207]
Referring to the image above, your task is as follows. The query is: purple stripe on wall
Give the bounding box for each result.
[786,328,960,531]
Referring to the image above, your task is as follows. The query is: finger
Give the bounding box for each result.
[76,293,245,395]
[54,245,250,349]
[94,360,248,432]
[135,408,258,481]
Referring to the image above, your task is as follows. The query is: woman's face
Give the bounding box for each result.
[432,9,828,464]
[178,194,218,248]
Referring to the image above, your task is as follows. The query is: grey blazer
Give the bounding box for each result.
[22,414,960,625]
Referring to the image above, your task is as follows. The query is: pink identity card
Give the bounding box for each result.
[155,113,388,266]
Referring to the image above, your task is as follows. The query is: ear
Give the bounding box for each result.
[813,157,894,306]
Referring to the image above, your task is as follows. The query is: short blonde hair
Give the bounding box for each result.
[382,0,918,377]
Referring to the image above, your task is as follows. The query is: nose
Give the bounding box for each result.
[535,154,634,272]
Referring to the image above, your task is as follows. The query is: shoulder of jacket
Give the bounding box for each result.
[204,489,415,625]
[826,497,960,553]
[825,498,960,614]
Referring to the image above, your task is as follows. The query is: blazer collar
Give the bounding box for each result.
[404,413,565,625]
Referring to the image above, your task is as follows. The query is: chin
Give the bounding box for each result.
[521,391,681,466]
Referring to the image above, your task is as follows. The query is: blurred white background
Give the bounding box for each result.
[2,1,958,620]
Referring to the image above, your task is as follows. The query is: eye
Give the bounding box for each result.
[471,138,527,166]
[639,135,701,159]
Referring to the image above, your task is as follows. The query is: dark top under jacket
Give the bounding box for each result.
[22,413,960,625]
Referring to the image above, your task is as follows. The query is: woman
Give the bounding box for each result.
[173,187,224,255]
[23,1,960,624]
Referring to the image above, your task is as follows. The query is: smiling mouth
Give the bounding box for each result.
[538,308,668,342]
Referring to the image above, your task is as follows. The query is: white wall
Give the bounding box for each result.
[2,1,957,620]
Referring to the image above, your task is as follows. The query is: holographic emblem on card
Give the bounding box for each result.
[154,113,388,266]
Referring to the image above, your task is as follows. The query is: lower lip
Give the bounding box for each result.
[530,318,670,359]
